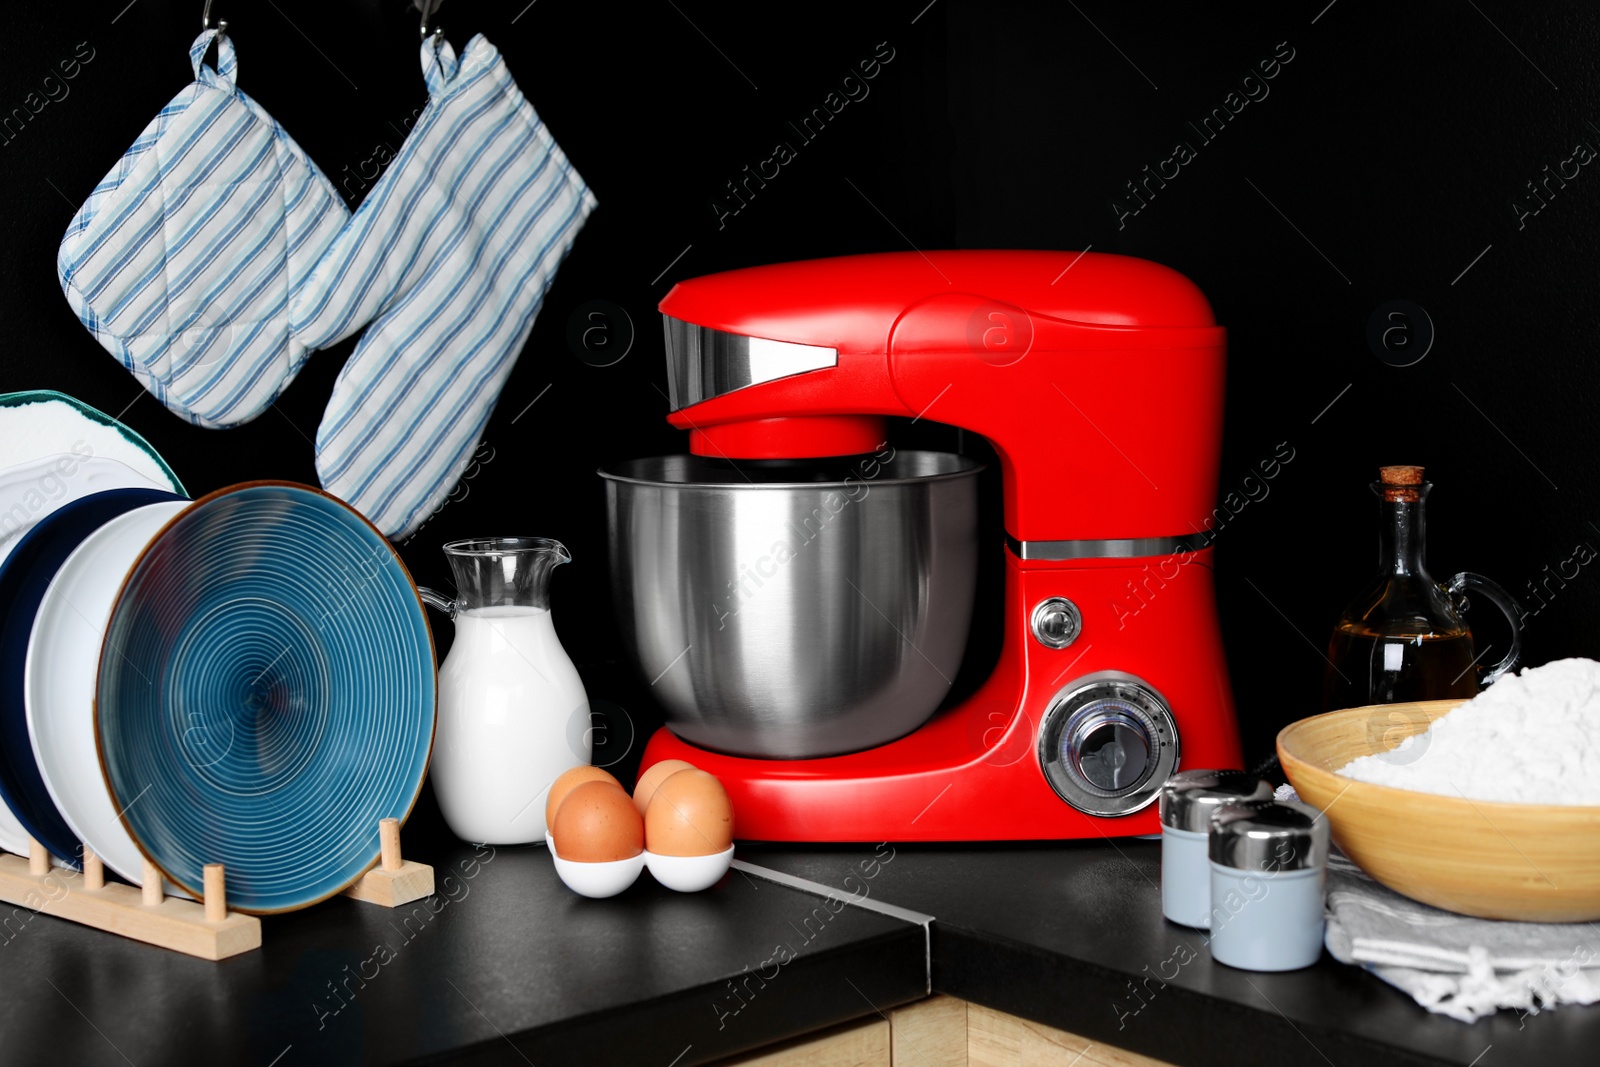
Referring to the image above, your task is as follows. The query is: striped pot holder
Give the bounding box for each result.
[291,33,596,540]
[58,29,348,429]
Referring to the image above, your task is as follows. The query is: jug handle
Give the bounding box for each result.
[1445,571,1523,686]
[417,586,455,618]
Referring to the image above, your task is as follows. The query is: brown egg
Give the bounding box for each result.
[645,769,734,857]
[546,765,622,831]
[632,758,697,816]
[552,781,644,862]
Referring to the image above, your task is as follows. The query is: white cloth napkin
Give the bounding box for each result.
[1323,856,1600,1022]
[1277,785,1600,1023]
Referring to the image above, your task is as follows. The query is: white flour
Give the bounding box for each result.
[1339,658,1600,804]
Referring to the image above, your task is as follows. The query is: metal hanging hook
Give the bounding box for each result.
[201,0,227,34]
[416,0,444,41]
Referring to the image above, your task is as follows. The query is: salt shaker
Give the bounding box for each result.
[1207,799,1330,972]
[1158,770,1273,928]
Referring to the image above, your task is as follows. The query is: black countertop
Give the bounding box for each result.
[739,840,1596,1067]
[0,821,926,1067]
[6,803,1596,1067]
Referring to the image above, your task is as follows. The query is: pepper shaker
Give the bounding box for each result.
[1158,770,1273,928]
[1208,799,1330,972]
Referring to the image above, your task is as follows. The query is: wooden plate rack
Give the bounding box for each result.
[0,817,434,960]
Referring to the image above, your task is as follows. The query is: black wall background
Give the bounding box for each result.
[2,0,1595,787]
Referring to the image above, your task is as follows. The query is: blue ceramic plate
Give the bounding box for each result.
[0,487,184,865]
[96,483,436,913]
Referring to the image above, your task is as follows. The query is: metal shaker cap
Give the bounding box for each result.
[1158,769,1273,833]
[1208,799,1330,872]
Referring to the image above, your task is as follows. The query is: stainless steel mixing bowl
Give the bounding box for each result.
[599,450,981,759]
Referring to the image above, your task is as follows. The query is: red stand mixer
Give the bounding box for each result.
[603,250,1243,841]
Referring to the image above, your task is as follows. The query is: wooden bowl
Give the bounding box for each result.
[1277,700,1600,922]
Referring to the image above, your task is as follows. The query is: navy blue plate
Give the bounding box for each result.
[97,483,436,913]
[0,487,184,865]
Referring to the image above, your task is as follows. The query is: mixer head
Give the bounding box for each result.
[658,250,1228,545]
[662,315,884,458]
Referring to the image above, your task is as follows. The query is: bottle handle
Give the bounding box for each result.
[417,586,456,618]
[1445,571,1523,686]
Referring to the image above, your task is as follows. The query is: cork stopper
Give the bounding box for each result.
[1379,465,1424,502]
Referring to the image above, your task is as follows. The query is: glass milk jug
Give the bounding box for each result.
[420,537,589,845]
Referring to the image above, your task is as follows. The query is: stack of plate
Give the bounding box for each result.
[0,390,185,865]
[0,392,437,914]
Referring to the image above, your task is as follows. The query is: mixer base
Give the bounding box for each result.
[640,720,1166,842]
[637,548,1244,842]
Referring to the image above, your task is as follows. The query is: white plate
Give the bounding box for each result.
[0,454,171,569]
[0,392,180,493]
[0,454,171,860]
[0,785,29,856]
[26,500,190,887]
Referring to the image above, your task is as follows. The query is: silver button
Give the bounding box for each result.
[1030,597,1081,649]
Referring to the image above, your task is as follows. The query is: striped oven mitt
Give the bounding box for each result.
[58,30,348,429]
[291,33,596,539]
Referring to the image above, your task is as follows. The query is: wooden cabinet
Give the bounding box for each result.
[716,996,1175,1067]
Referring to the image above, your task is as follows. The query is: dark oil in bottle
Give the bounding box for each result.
[1322,621,1479,710]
